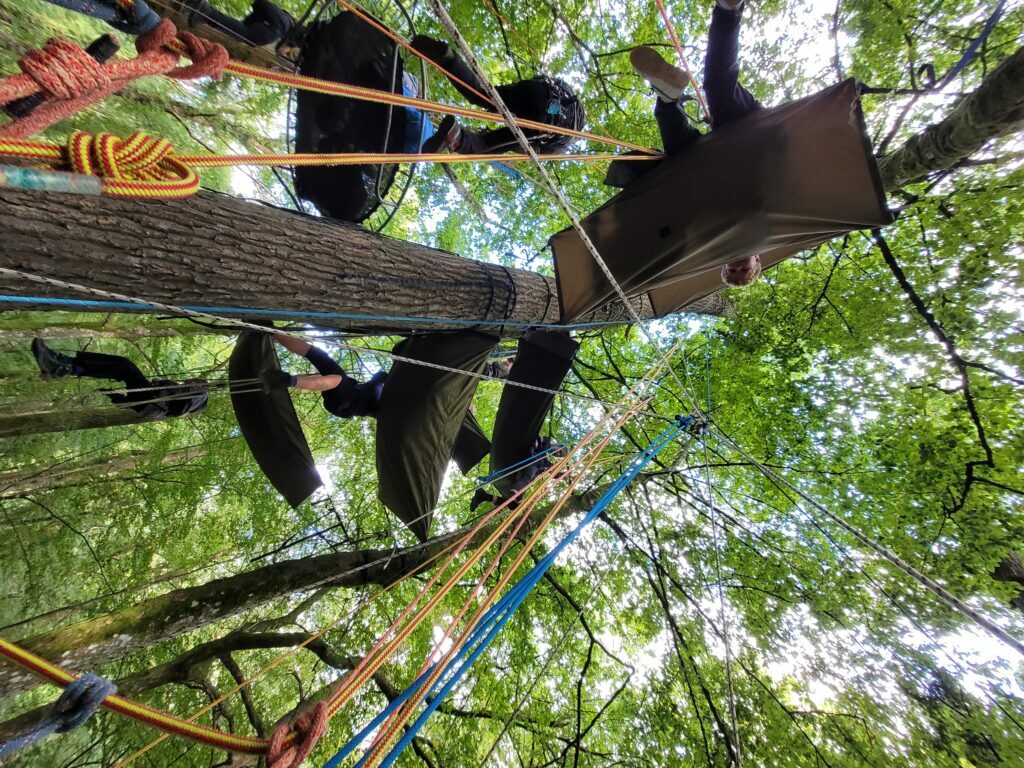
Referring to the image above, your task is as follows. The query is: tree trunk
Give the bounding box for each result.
[0,487,600,699]
[0,446,207,498]
[879,46,1024,189]
[0,405,165,439]
[993,552,1024,614]
[0,189,695,335]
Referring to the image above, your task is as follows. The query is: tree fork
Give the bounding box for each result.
[0,189,697,335]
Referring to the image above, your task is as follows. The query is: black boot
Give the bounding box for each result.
[31,338,77,379]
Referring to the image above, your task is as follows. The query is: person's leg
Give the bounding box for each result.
[410,36,493,109]
[703,2,761,127]
[654,98,701,155]
[184,1,280,46]
[72,350,152,390]
[72,350,159,412]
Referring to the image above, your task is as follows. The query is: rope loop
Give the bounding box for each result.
[137,20,228,82]
[267,701,329,768]
[19,38,111,100]
[67,131,200,198]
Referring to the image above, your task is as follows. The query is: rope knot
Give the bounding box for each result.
[52,673,117,733]
[136,20,228,81]
[267,701,329,768]
[66,131,200,198]
[19,39,111,100]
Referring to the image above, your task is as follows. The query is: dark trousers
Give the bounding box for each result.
[73,351,152,412]
[654,5,762,156]
[439,53,565,154]
[201,0,293,47]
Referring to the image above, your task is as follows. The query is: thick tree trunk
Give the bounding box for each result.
[0,487,600,699]
[0,446,206,498]
[879,46,1024,189]
[0,189,699,335]
[0,404,166,438]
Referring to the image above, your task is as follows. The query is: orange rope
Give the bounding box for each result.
[366,398,651,765]
[334,0,496,108]
[0,133,657,198]
[653,0,710,121]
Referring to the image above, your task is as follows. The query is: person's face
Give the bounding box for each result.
[722,254,761,286]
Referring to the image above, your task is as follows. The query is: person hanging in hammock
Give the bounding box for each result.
[410,35,586,156]
[30,339,208,418]
[626,0,763,286]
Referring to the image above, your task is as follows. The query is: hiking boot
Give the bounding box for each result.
[630,45,691,101]
[31,338,76,379]
[421,115,463,154]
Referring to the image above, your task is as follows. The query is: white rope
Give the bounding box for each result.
[422,0,703,415]
[713,425,1024,657]
[0,267,619,409]
[700,344,740,765]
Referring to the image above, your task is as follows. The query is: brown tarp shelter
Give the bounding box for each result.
[490,331,579,497]
[229,332,323,509]
[376,332,499,541]
[551,79,893,321]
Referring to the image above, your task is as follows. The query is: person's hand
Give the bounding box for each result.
[260,368,296,393]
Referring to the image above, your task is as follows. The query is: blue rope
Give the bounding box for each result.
[43,0,160,35]
[0,673,116,758]
[0,295,621,332]
[321,416,692,768]
[939,0,1006,87]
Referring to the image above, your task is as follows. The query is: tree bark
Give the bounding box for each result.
[0,487,600,699]
[0,404,166,439]
[879,46,1024,189]
[0,189,708,335]
[0,446,207,498]
[993,552,1024,614]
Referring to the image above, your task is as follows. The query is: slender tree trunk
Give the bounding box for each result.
[879,46,1024,189]
[0,405,166,439]
[0,446,207,498]
[0,487,600,699]
[0,189,689,335]
[993,552,1024,614]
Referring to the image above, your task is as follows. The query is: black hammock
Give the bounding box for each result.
[489,331,578,498]
[229,331,323,509]
[293,11,409,223]
[376,331,499,542]
[551,79,893,320]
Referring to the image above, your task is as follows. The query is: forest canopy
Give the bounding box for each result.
[0,0,1022,766]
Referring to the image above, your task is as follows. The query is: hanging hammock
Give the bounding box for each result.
[550,79,893,320]
[376,331,499,541]
[488,330,578,498]
[292,10,409,222]
[229,330,323,508]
